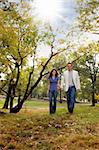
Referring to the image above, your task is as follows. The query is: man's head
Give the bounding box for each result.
[67,62,73,71]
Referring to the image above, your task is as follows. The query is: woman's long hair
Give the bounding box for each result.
[49,69,58,78]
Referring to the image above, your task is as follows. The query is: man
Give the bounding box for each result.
[62,62,80,113]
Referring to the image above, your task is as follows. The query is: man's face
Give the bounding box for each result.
[67,63,73,71]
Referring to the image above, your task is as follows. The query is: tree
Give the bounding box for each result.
[0,1,39,110]
[77,0,99,34]
[0,2,69,113]
[86,54,99,106]
[70,42,99,105]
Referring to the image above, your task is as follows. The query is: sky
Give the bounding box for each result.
[33,0,79,58]
[8,0,99,59]
[8,0,78,28]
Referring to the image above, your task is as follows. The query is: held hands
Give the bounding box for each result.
[57,84,61,90]
[77,89,81,93]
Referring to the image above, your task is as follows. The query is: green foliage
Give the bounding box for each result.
[0,5,37,76]
[77,0,99,33]
[0,2,39,96]
[68,42,99,101]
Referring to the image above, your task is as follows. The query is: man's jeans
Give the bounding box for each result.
[49,90,57,114]
[66,86,76,113]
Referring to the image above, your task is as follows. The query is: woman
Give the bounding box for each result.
[48,69,60,114]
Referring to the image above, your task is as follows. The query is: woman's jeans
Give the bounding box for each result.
[49,90,57,114]
[66,86,76,113]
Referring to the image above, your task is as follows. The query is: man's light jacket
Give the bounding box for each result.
[62,70,81,92]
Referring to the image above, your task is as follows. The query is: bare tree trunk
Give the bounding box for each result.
[10,99,23,113]
[10,97,13,111]
[91,82,95,106]
[10,85,15,112]
[2,83,11,109]
[59,69,62,103]
[2,94,9,109]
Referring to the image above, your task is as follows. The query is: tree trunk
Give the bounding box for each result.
[2,85,11,109]
[2,94,9,109]
[59,71,62,103]
[10,97,14,112]
[92,91,95,106]
[10,100,23,113]
[3,64,20,110]
[18,94,21,106]
[60,89,62,103]
[91,82,95,106]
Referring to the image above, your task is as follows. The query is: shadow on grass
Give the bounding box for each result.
[0,111,6,115]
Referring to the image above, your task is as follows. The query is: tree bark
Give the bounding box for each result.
[10,100,23,113]
[91,82,95,106]
[2,83,11,109]
[2,94,9,109]
[59,69,62,103]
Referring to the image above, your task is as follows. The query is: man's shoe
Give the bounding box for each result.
[69,108,73,113]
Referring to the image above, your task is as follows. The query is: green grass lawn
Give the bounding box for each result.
[0,99,66,109]
[0,99,4,108]
[0,100,99,150]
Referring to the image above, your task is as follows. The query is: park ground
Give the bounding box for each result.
[0,100,99,150]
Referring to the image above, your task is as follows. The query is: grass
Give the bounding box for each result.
[0,99,4,108]
[0,100,99,150]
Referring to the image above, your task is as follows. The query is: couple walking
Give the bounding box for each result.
[48,62,80,114]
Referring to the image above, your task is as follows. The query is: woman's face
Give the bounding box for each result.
[52,70,56,76]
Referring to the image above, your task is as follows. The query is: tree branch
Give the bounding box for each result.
[23,50,36,100]
[0,88,8,95]
[42,53,86,77]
